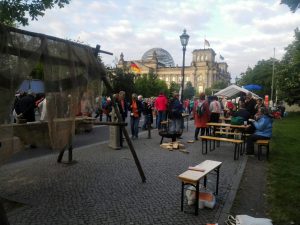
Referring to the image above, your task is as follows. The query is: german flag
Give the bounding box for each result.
[130,62,141,74]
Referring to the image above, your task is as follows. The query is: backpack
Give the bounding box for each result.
[230,116,244,125]
[196,101,206,116]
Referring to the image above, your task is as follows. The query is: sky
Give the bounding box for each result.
[24,0,300,81]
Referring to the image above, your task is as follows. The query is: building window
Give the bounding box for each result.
[201,55,204,61]
[205,55,208,61]
[172,76,175,81]
[199,86,204,92]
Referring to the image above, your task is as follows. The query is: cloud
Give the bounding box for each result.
[23,0,298,80]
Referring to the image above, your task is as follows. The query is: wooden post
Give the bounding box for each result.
[94,48,146,183]
[0,142,10,225]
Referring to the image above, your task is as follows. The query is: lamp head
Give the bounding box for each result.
[180,29,189,47]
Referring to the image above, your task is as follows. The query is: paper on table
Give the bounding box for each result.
[188,166,205,172]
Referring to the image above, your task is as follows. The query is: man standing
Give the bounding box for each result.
[245,92,256,118]
[154,92,168,130]
[18,90,36,122]
[168,92,184,134]
[129,93,143,139]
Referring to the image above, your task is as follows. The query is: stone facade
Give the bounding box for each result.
[117,47,231,93]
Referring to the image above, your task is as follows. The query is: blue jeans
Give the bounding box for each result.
[130,116,140,138]
[157,111,166,129]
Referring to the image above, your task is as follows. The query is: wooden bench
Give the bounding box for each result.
[178,160,222,216]
[256,139,270,160]
[200,136,243,160]
[215,131,250,137]
[215,131,251,151]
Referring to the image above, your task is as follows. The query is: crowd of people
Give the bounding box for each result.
[11,88,282,155]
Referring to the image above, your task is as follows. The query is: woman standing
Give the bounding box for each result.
[193,93,210,140]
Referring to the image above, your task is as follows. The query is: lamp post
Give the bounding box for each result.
[180,29,189,102]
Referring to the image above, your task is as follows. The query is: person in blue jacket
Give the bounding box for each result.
[246,107,273,155]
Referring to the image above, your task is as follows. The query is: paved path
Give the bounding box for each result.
[0,121,248,225]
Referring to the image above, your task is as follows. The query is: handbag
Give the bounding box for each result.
[230,116,244,125]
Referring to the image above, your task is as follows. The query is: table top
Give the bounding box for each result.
[178,160,222,182]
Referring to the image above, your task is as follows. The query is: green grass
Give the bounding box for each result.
[268,112,300,225]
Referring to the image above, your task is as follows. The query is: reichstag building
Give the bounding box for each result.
[117,47,231,93]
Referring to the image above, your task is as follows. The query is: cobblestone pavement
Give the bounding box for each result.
[0,122,247,225]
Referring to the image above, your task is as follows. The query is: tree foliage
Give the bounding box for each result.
[205,80,228,96]
[238,59,279,98]
[276,28,300,105]
[134,71,169,98]
[0,0,70,26]
[281,0,300,12]
[110,68,135,100]
[183,81,195,99]
[168,81,180,97]
[237,29,300,105]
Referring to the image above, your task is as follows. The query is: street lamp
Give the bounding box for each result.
[180,29,189,102]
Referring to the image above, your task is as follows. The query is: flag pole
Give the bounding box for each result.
[271,48,275,108]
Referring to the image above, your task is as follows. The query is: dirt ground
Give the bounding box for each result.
[230,155,270,219]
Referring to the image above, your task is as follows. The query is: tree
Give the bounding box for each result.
[276,28,300,105]
[205,80,228,96]
[168,81,180,98]
[281,0,300,12]
[110,68,135,100]
[183,81,195,99]
[238,59,280,97]
[134,71,169,97]
[0,0,70,26]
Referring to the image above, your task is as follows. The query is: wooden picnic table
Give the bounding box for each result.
[178,160,222,215]
[205,122,250,154]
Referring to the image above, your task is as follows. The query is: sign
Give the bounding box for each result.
[264,95,269,108]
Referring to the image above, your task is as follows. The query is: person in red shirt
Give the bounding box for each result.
[154,92,168,129]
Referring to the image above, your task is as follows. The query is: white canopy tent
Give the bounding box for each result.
[214,84,259,98]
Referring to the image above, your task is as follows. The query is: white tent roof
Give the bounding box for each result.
[214,84,259,98]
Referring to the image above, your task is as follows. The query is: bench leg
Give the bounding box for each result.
[258,145,262,160]
[0,202,9,225]
[195,182,199,216]
[234,143,239,160]
[239,143,243,156]
[57,148,65,163]
[202,139,208,155]
[160,136,164,144]
[181,182,184,212]
[68,145,73,162]
[57,144,74,164]
[204,175,207,188]
[266,144,270,160]
[212,167,221,195]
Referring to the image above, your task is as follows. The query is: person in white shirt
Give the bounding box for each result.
[209,96,222,122]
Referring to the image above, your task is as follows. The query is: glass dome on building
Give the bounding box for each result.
[142,48,175,67]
